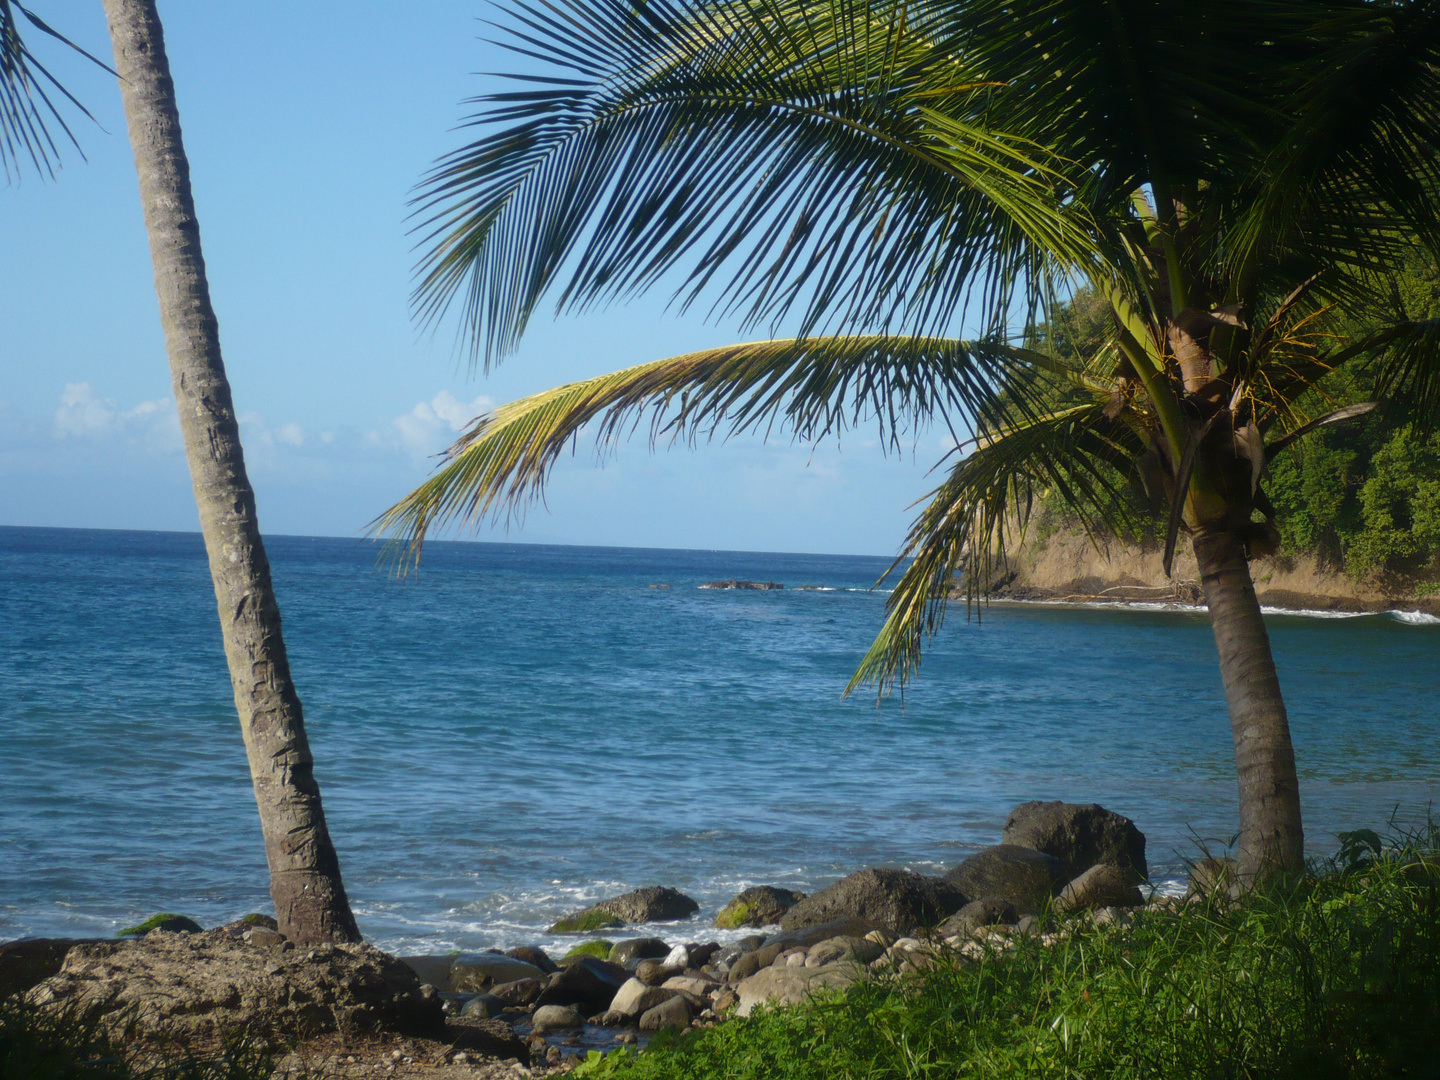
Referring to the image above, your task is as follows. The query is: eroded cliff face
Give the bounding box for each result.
[990,529,1440,616]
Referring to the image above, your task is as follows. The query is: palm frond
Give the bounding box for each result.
[372,334,1066,563]
[848,401,1143,694]
[410,0,1095,368]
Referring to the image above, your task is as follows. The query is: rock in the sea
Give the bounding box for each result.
[780,869,965,934]
[698,580,783,590]
[533,956,627,1013]
[608,977,679,1019]
[530,1004,585,1032]
[714,886,806,929]
[117,914,204,937]
[938,898,1019,939]
[638,994,693,1031]
[25,930,443,1042]
[734,964,862,1017]
[609,938,671,967]
[944,845,1068,916]
[489,977,543,1007]
[550,887,698,933]
[505,946,558,974]
[450,953,546,991]
[1185,857,1237,900]
[1003,801,1148,883]
[1056,863,1145,912]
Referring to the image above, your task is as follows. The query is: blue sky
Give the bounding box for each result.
[0,2,949,556]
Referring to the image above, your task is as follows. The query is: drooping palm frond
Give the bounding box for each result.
[411,0,1095,367]
[371,334,1069,563]
[849,401,1143,693]
[0,1,110,181]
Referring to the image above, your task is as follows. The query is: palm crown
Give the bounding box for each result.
[379,0,1440,881]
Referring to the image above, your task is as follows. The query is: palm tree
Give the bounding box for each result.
[101,0,359,943]
[376,0,1440,886]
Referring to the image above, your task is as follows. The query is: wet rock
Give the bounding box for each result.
[780,869,965,935]
[638,995,692,1031]
[548,910,625,934]
[734,964,862,1017]
[1057,863,1145,912]
[550,887,699,934]
[609,977,679,1019]
[24,930,443,1042]
[1003,801,1148,883]
[459,993,506,1019]
[714,887,806,929]
[609,938,671,967]
[531,1004,585,1032]
[698,580,782,590]
[938,898,1019,939]
[534,956,627,1013]
[686,942,721,967]
[1185,857,1237,900]
[944,845,1068,916]
[504,946,558,974]
[561,941,615,963]
[450,953,546,991]
[489,977,543,1007]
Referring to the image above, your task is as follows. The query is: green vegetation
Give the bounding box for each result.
[577,833,1440,1079]
[115,915,202,938]
[712,903,755,931]
[549,911,625,934]
[564,940,616,961]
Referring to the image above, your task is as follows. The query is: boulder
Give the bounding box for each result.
[698,580,782,590]
[938,898,1019,939]
[638,995,693,1031]
[396,954,455,990]
[1003,801,1148,883]
[734,964,863,1017]
[609,938,671,967]
[548,910,625,934]
[550,887,698,933]
[686,942,721,968]
[530,1004,585,1032]
[804,937,884,967]
[561,941,614,963]
[1185,857,1237,900]
[662,975,717,996]
[450,953,546,991]
[460,994,506,1019]
[117,914,204,937]
[489,977,543,1007]
[714,887,806,929]
[724,943,784,983]
[505,946,558,974]
[533,956,627,1013]
[944,845,1068,916]
[0,938,98,1001]
[634,959,684,986]
[1056,863,1145,912]
[779,869,965,934]
[608,977,679,1019]
[24,930,443,1043]
[447,1016,530,1064]
[766,918,887,952]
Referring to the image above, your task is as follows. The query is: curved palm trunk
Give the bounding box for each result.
[1192,527,1305,884]
[103,0,359,944]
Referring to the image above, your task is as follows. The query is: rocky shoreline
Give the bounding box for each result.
[3,801,1236,1077]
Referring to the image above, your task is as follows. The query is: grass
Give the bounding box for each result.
[577,833,1440,1079]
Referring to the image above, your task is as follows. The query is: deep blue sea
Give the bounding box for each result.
[2,525,1437,954]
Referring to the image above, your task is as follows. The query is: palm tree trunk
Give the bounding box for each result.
[1192,526,1305,884]
[102,0,359,944]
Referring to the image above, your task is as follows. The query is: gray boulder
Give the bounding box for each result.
[944,845,1068,916]
[505,946,558,974]
[714,887,806,929]
[610,938,671,967]
[766,918,887,952]
[533,956,627,1013]
[1056,863,1145,912]
[1003,801,1148,883]
[1185,857,1237,900]
[938,898,1019,939]
[450,952,546,991]
[489,977,543,1007]
[634,959,684,986]
[724,944,784,983]
[609,977,680,1018]
[530,1004,585,1032]
[460,994,506,1019]
[734,964,862,1017]
[779,869,966,934]
[638,994,693,1031]
[804,937,884,967]
[597,887,699,924]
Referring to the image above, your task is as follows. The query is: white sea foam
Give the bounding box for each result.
[1392,609,1440,625]
[1002,597,1438,625]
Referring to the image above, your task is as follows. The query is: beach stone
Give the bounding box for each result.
[766,917,887,951]
[634,959,683,986]
[459,993,506,1019]
[780,869,965,934]
[805,937,883,968]
[662,944,690,968]
[734,964,863,1017]
[609,938,671,967]
[447,1016,530,1064]
[450,953,546,991]
[662,975,717,996]
[505,946,558,974]
[724,943,784,982]
[531,1004,585,1032]
[1057,863,1145,912]
[24,930,443,1043]
[938,898,1019,939]
[945,845,1068,916]
[714,887,806,929]
[638,994,692,1031]
[1185,857,1237,900]
[489,977,543,1007]
[608,977,679,1018]
[533,956,627,1013]
[686,942,721,967]
[0,938,98,1001]
[1004,801,1148,883]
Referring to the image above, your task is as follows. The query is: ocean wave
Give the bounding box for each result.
[1003,597,1438,625]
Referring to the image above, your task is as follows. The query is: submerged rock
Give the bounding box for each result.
[698,580,783,590]
[1003,801,1149,883]
[550,886,698,933]
[944,845,1068,916]
[779,868,965,934]
[714,886,806,929]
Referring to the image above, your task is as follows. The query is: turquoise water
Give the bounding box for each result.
[2,525,1437,953]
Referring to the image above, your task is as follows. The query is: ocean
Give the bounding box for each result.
[2,525,1437,955]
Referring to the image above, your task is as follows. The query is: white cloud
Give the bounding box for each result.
[54,383,180,449]
[384,391,492,458]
